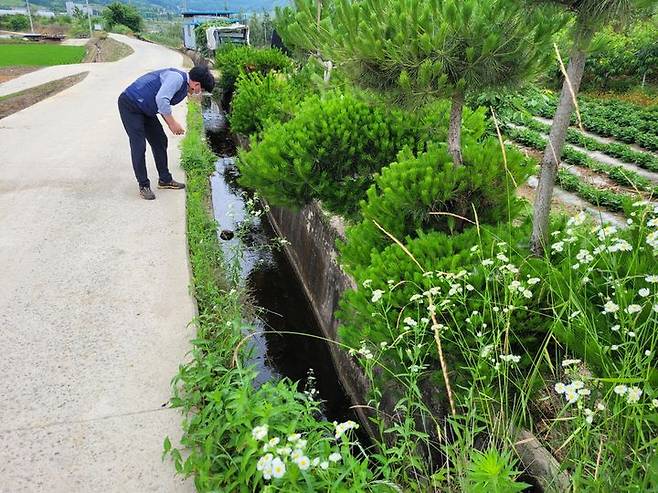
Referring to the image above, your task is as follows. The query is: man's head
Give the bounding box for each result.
[188,65,215,95]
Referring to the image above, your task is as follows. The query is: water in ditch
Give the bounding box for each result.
[201,97,354,422]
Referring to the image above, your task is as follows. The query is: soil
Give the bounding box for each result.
[83,36,134,63]
[0,71,88,120]
[517,183,581,216]
[0,66,40,84]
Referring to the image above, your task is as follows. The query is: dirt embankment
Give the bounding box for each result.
[0,66,40,84]
[84,35,134,63]
[0,72,88,120]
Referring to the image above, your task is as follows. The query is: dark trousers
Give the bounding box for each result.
[117,92,172,188]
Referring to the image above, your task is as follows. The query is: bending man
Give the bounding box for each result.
[118,65,215,200]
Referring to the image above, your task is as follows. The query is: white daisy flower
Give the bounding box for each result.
[328,452,342,463]
[371,290,384,303]
[626,304,642,314]
[252,425,268,441]
[295,456,311,470]
[626,387,642,404]
[271,457,286,479]
[614,385,628,396]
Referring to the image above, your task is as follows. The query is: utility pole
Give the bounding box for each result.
[24,0,34,33]
[84,0,92,38]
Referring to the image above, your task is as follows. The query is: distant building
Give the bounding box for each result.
[0,8,28,16]
[182,10,245,50]
[65,1,95,17]
[0,7,55,18]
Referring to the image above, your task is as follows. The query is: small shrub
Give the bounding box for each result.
[238,94,489,218]
[216,45,294,102]
[230,71,301,136]
[338,138,532,271]
[237,91,418,217]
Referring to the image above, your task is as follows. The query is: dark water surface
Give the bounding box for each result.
[201,97,354,422]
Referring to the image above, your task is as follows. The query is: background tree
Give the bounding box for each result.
[248,11,274,47]
[0,14,30,32]
[102,2,144,33]
[530,0,656,256]
[278,0,560,165]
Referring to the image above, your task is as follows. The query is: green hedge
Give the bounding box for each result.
[230,71,302,136]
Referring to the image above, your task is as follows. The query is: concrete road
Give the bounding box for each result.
[0,35,195,492]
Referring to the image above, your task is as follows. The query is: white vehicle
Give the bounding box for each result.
[206,24,250,50]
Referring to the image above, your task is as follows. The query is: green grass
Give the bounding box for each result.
[0,44,86,67]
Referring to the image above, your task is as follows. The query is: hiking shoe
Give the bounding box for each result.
[157,179,185,190]
[140,186,155,200]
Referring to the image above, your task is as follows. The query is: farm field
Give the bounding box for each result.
[0,43,86,67]
[498,89,658,220]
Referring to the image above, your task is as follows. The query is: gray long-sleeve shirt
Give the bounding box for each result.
[155,70,188,116]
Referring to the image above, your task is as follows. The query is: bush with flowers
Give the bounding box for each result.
[337,202,658,490]
[169,363,377,491]
[338,221,548,379]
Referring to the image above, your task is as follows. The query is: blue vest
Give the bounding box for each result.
[123,68,188,116]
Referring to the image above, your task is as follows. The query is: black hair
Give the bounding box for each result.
[189,65,215,93]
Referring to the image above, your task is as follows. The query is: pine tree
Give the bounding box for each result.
[278,0,560,165]
[530,0,655,256]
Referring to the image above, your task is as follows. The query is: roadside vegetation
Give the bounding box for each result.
[141,19,182,49]
[170,1,658,491]
[82,33,134,63]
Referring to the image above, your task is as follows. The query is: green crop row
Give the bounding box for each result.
[524,92,658,152]
[555,169,633,213]
[505,125,657,197]
[504,110,658,173]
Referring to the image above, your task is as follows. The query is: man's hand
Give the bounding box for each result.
[168,121,185,135]
[162,114,185,135]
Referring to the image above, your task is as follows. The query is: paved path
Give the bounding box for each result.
[0,62,99,97]
[0,34,195,492]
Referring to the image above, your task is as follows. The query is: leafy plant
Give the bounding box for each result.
[237,91,445,218]
[466,448,529,493]
[338,138,531,271]
[215,45,294,102]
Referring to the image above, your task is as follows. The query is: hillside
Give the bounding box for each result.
[0,0,289,15]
